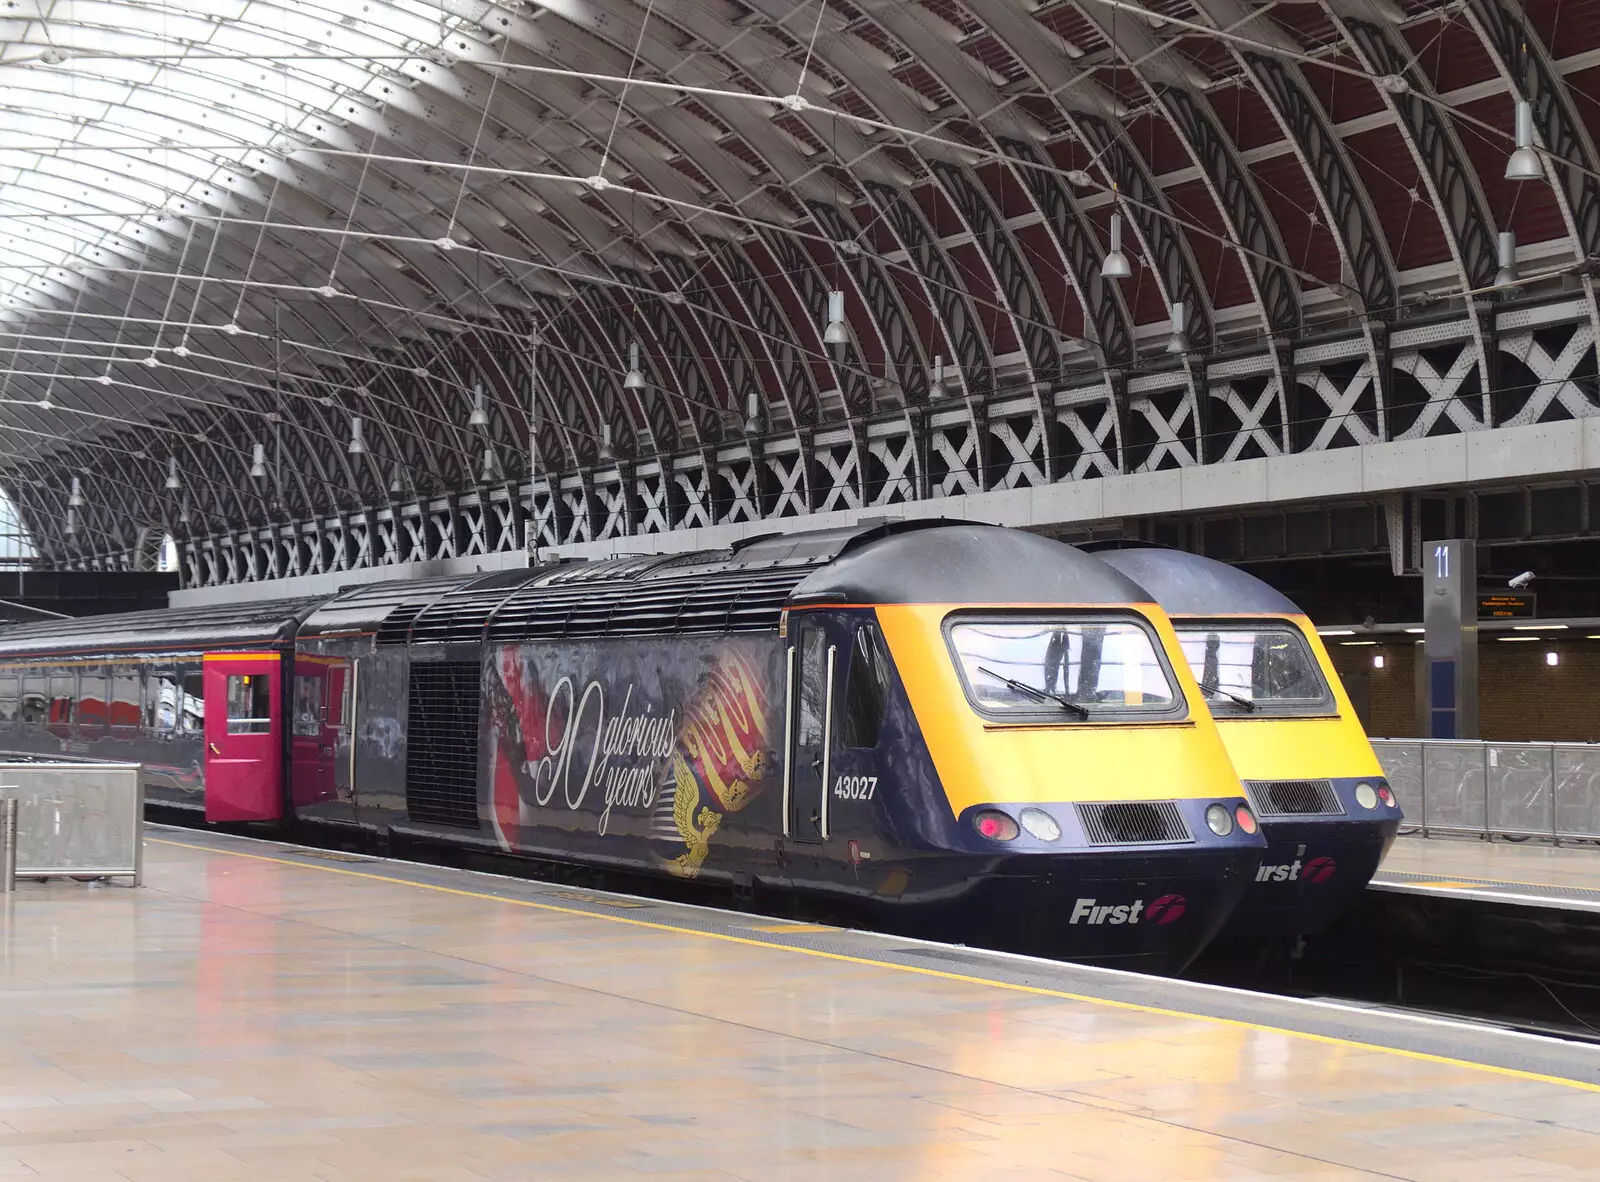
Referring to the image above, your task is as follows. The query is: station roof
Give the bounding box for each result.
[0,0,1595,566]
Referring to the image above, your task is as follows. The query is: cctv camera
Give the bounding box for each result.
[1509,571,1535,589]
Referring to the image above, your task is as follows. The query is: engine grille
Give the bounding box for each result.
[1075,801,1192,846]
[1245,779,1345,818]
[405,661,482,828]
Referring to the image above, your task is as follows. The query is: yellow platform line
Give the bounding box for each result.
[744,922,841,934]
[1384,869,1598,893]
[150,837,1600,1094]
[1399,880,1486,890]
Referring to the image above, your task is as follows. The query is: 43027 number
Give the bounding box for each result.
[833,775,878,800]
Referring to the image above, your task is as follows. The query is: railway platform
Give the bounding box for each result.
[1,830,1599,1179]
[1374,834,1600,913]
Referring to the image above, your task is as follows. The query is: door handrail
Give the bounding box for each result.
[820,644,837,842]
[780,643,795,839]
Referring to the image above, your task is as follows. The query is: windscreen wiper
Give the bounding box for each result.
[976,666,1090,719]
[1199,683,1256,712]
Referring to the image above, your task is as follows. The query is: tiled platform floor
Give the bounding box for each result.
[2,833,1600,1180]
[1376,833,1600,909]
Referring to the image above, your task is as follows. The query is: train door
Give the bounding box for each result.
[328,661,356,804]
[786,619,837,843]
[292,655,361,825]
[289,657,358,822]
[203,653,282,822]
[290,662,334,806]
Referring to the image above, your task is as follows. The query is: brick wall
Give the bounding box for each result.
[1326,637,1600,742]
[1326,641,1417,738]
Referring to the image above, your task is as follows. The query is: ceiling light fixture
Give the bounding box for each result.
[348,417,367,455]
[823,290,849,346]
[250,442,267,479]
[1101,212,1131,280]
[1495,230,1518,286]
[1165,300,1189,354]
[67,475,84,507]
[928,355,949,402]
[1506,99,1543,180]
[468,382,489,427]
[165,457,181,491]
[624,342,646,390]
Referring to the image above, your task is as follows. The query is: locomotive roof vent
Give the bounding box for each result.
[1075,801,1192,846]
[1244,780,1345,818]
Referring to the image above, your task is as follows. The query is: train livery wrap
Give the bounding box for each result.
[0,522,1273,971]
[1091,543,1403,937]
[483,636,782,878]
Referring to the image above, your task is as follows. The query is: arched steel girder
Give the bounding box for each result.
[806,201,933,404]
[523,294,624,469]
[1154,87,1303,335]
[657,253,763,435]
[1046,2,1298,338]
[1335,15,1499,293]
[928,161,1059,387]
[865,182,994,393]
[999,140,1136,368]
[704,237,821,430]
[1074,112,1218,353]
[611,266,716,449]
[758,229,874,419]
[1465,0,1600,258]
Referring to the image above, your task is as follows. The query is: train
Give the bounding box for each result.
[1089,543,1402,936]
[0,521,1279,971]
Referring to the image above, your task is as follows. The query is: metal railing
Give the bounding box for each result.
[0,761,143,886]
[1372,739,1600,843]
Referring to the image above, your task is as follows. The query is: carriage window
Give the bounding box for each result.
[49,670,77,728]
[841,626,891,748]
[1175,622,1333,716]
[293,674,323,737]
[796,628,826,748]
[947,618,1180,720]
[21,673,47,725]
[330,665,351,729]
[0,675,17,723]
[180,670,205,733]
[77,669,107,731]
[226,673,272,734]
[147,670,179,731]
[110,668,141,731]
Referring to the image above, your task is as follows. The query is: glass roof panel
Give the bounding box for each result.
[0,0,474,310]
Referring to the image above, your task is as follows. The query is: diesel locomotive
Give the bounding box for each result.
[0,522,1268,970]
[1091,543,1402,936]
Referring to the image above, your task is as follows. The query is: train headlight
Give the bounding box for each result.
[1234,804,1259,835]
[973,810,1020,841]
[1377,784,1396,808]
[1204,803,1234,836]
[1354,782,1379,810]
[1018,807,1061,842]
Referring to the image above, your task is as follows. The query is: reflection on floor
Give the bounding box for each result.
[0,833,1597,1180]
